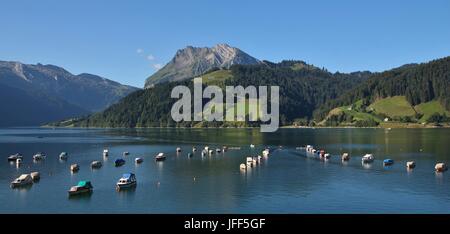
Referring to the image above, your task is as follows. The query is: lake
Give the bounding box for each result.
[0,127,449,213]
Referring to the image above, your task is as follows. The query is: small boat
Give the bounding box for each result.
[188,153,193,158]
[68,181,93,196]
[123,151,130,156]
[250,144,255,148]
[115,159,125,167]
[155,153,166,161]
[306,145,314,153]
[252,157,258,166]
[383,159,394,166]
[116,173,137,189]
[204,146,209,151]
[435,163,448,172]
[240,163,247,170]
[222,146,228,152]
[103,149,109,157]
[192,147,197,152]
[201,150,206,157]
[30,172,40,181]
[324,153,331,160]
[16,158,22,165]
[406,161,416,169]
[135,157,143,164]
[208,149,214,155]
[319,150,325,158]
[246,157,253,167]
[91,160,102,169]
[33,152,46,161]
[176,147,182,153]
[70,164,80,172]
[59,152,68,160]
[262,149,270,157]
[216,148,221,153]
[8,153,23,161]
[342,153,350,161]
[11,174,33,188]
[362,154,374,164]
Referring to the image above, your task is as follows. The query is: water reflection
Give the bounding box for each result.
[362,162,373,170]
[68,192,93,200]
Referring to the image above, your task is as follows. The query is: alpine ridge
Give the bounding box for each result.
[144,44,261,87]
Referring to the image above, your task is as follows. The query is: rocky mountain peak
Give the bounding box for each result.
[145,44,260,88]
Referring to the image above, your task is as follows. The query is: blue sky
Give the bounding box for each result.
[1,0,449,88]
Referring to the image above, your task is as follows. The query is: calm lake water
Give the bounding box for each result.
[0,127,449,213]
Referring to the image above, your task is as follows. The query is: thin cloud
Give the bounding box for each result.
[136,48,143,54]
[152,63,163,70]
[147,54,155,61]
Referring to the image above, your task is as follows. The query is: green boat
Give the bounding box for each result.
[68,181,93,196]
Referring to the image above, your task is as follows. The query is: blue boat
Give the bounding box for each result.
[383,159,394,166]
[115,158,125,167]
[116,173,136,189]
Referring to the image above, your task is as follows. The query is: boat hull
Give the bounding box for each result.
[68,189,92,197]
[116,181,137,190]
[11,182,32,188]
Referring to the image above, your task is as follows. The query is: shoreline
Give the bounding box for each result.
[41,123,450,130]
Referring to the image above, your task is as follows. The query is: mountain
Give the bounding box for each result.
[54,60,370,128]
[0,61,139,126]
[316,56,450,126]
[144,44,261,88]
[0,61,139,112]
[0,83,88,127]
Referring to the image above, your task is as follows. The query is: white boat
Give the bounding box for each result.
[435,163,448,172]
[176,147,182,153]
[135,157,143,164]
[246,157,253,167]
[240,163,247,170]
[59,152,68,160]
[103,149,109,157]
[155,153,166,161]
[91,161,102,169]
[208,149,214,155]
[8,153,23,161]
[406,161,416,169]
[204,146,209,151]
[306,145,314,153]
[342,153,350,161]
[11,174,33,188]
[216,148,221,153]
[250,144,255,148]
[30,172,40,181]
[362,154,374,163]
[201,150,206,156]
[222,146,228,152]
[70,164,80,172]
[116,173,137,189]
[262,149,270,157]
[33,152,46,160]
[123,151,130,156]
[16,158,22,165]
[192,147,197,152]
[324,153,331,160]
